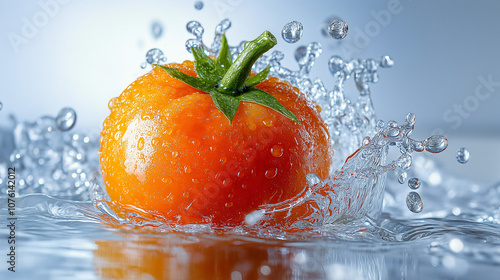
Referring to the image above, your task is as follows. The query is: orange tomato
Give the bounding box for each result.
[99,32,333,226]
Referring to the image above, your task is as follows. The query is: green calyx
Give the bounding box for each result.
[155,31,299,124]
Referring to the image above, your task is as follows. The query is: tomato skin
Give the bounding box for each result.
[99,62,333,226]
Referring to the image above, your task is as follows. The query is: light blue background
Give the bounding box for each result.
[1,0,499,185]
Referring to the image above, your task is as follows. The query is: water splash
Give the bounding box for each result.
[0,111,100,199]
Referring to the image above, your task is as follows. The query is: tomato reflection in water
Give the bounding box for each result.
[93,234,294,280]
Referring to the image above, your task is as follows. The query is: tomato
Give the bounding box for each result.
[99,31,332,225]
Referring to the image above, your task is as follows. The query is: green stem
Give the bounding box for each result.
[218,31,277,95]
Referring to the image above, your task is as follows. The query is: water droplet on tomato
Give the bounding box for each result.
[220,156,227,164]
[137,137,145,150]
[161,177,172,184]
[263,119,273,127]
[184,166,191,173]
[114,131,122,141]
[271,145,284,158]
[225,202,233,208]
[265,168,278,179]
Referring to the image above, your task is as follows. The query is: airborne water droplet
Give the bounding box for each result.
[408,177,421,190]
[151,21,163,40]
[328,20,348,39]
[194,1,204,10]
[282,21,303,43]
[55,107,77,131]
[424,135,448,153]
[456,147,470,164]
[406,191,423,213]
[380,55,394,68]
[398,171,407,184]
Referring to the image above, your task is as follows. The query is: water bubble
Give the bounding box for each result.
[306,173,321,187]
[0,102,3,111]
[144,48,167,65]
[194,1,204,10]
[151,21,163,40]
[328,20,348,39]
[379,56,394,68]
[456,147,470,164]
[408,177,421,190]
[424,135,448,153]
[55,107,77,131]
[282,21,303,43]
[406,191,423,213]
